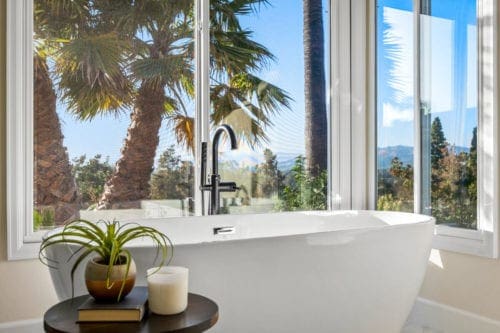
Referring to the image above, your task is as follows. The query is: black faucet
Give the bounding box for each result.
[200,125,239,215]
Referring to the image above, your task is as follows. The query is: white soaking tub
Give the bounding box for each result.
[45,210,434,333]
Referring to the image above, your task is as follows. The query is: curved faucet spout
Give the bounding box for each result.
[212,124,238,175]
[199,124,239,215]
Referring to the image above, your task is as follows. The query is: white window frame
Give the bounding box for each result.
[6,0,215,259]
[362,0,499,257]
[6,0,216,259]
[8,0,497,260]
[6,0,37,260]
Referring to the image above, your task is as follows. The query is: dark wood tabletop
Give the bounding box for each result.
[44,287,219,333]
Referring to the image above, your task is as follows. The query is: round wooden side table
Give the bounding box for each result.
[44,287,219,333]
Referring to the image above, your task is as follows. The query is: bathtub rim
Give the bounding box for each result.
[43,210,435,248]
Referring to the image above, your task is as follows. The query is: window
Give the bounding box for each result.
[376,0,415,213]
[32,0,198,225]
[7,0,497,260]
[419,0,478,229]
[7,0,332,259]
[375,0,499,256]
[210,1,330,214]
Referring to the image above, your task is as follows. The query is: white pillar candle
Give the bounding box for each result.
[147,266,189,315]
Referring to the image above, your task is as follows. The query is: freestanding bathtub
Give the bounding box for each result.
[45,210,434,333]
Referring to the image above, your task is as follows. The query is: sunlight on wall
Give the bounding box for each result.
[429,249,444,269]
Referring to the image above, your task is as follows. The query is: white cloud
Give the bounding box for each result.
[383,103,413,127]
[420,14,454,113]
[383,7,414,103]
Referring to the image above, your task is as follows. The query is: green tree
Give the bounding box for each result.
[434,149,475,228]
[72,155,113,208]
[427,123,477,229]
[376,157,413,212]
[431,117,447,169]
[389,157,413,202]
[377,123,478,229]
[277,156,327,211]
[430,116,448,222]
[377,194,406,211]
[466,127,478,227]
[467,127,477,199]
[252,149,283,198]
[150,146,194,200]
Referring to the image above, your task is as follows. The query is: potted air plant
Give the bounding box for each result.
[39,219,172,302]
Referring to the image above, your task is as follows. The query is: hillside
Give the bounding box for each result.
[377,145,470,169]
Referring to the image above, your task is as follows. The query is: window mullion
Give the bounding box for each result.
[351,0,369,210]
[413,0,422,214]
[330,0,352,210]
[194,0,210,216]
[419,0,433,217]
[367,0,377,211]
[476,0,498,243]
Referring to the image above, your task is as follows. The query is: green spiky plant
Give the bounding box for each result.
[39,219,173,301]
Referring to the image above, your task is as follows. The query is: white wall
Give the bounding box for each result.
[0,0,58,322]
[420,249,500,320]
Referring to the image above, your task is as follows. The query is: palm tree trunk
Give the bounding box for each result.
[34,55,80,225]
[98,83,164,209]
[303,0,327,176]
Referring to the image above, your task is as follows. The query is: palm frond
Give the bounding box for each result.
[34,0,91,39]
[56,33,134,119]
[210,29,274,75]
[216,108,269,148]
[131,55,192,89]
[167,114,195,153]
[235,72,292,113]
[164,96,179,115]
[211,0,270,31]
[210,73,291,147]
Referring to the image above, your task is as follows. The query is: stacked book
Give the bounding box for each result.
[77,287,148,322]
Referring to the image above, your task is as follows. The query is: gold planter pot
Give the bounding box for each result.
[85,256,136,301]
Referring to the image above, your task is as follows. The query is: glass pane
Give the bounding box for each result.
[420,0,477,229]
[208,0,330,214]
[376,0,415,212]
[33,0,195,230]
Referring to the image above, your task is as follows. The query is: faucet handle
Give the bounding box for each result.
[219,181,240,192]
[200,142,208,188]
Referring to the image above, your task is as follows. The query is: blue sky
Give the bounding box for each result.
[377,0,477,149]
[55,0,476,167]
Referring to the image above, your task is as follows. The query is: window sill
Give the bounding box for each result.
[8,231,47,261]
[24,230,49,243]
[432,225,496,258]
[8,241,41,261]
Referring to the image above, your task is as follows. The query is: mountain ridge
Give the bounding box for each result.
[377,145,470,169]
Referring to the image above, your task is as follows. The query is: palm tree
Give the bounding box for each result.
[303,0,327,176]
[38,0,290,209]
[91,0,291,208]
[33,0,91,224]
[87,0,196,208]
[33,55,81,225]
